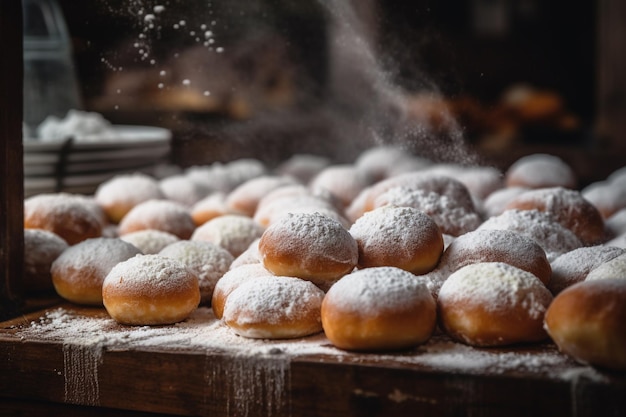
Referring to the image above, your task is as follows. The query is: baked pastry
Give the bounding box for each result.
[94,173,164,224]
[211,263,274,319]
[117,199,196,240]
[102,254,201,325]
[321,266,436,351]
[505,154,577,189]
[24,229,69,292]
[119,229,180,254]
[191,214,264,257]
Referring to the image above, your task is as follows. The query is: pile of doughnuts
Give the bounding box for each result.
[22,147,626,371]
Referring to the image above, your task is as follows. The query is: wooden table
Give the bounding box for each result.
[1,303,625,417]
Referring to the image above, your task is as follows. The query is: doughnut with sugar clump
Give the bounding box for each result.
[258,212,358,289]
[548,246,625,295]
[321,267,436,351]
[504,186,606,245]
[51,237,142,305]
[437,262,553,347]
[94,173,164,224]
[24,193,103,245]
[544,279,626,371]
[223,275,325,339]
[191,214,264,258]
[436,229,552,286]
[349,205,443,274]
[102,254,201,325]
[159,240,234,305]
[117,199,196,240]
[211,263,274,319]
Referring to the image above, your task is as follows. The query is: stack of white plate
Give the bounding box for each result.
[24,125,172,197]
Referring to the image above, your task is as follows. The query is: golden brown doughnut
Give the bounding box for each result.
[102,254,201,325]
[349,205,443,274]
[94,173,164,224]
[321,267,436,351]
[223,275,325,339]
[258,212,358,289]
[117,199,196,240]
[437,262,553,347]
[504,187,606,245]
[211,263,274,319]
[544,279,626,371]
[437,229,552,286]
[24,193,103,245]
[51,237,142,305]
[24,229,69,292]
[159,240,234,305]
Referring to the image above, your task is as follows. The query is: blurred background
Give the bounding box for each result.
[27,0,626,186]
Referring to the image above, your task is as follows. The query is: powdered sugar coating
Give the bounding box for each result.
[159,174,207,207]
[159,240,234,304]
[118,199,196,239]
[226,175,300,216]
[481,186,529,218]
[95,173,164,223]
[505,154,577,189]
[119,229,180,254]
[585,253,626,282]
[478,209,582,261]
[374,186,482,236]
[212,263,275,318]
[325,267,434,315]
[309,165,371,208]
[549,246,625,294]
[223,276,324,339]
[191,214,264,257]
[24,229,69,291]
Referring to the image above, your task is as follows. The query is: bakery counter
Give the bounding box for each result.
[1,303,625,417]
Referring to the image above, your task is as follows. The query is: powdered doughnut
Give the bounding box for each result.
[349,206,443,274]
[481,186,529,218]
[102,254,201,325]
[119,229,180,254]
[477,209,582,261]
[253,191,338,228]
[24,229,69,292]
[504,187,606,245]
[374,186,482,236]
[548,246,625,295]
[437,262,553,347]
[259,212,358,288]
[117,199,196,239]
[582,181,626,219]
[230,238,261,269]
[51,237,142,305]
[159,174,207,207]
[225,175,300,217]
[159,240,234,305]
[505,153,577,189]
[191,192,244,226]
[437,229,552,285]
[321,266,436,351]
[24,193,103,245]
[309,165,371,208]
[585,252,626,282]
[223,275,325,339]
[94,173,164,224]
[212,263,275,319]
[544,279,626,370]
[191,214,264,257]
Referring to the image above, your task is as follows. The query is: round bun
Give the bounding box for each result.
[191,214,264,257]
[24,229,69,292]
[505,154,577,189]
[585,252,626,282]
[437,229,552,286]
[437,262,553,347]
[24,193,103,245]
[259,212,358,288]
[159,240,234,305]
[102,254,201,325]
[544,279,626,371]
[117,199,196,239]
[504,187,605,245]
[309,165,371,208]
[477,209,582,261]
[226,175,299,217]
[548,246,625,295]
[223,275,325,339]
[119,229,180,254]
[51,237,142,305]
[349,206,443,274]
[94,173,164,224]
[191,192,242,226]
[211,263,273,319]
[321,267,436,351]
